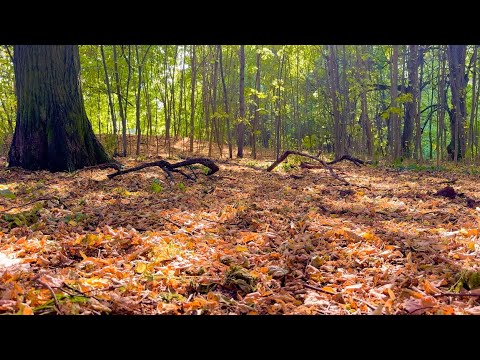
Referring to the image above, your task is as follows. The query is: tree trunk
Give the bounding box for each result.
[415,46,423,161]
[390,45,401,160]
[100,45,117,137]
[468,45,478,161]
[402,45,418,158]
[252,50,261,159]
[189,45,196,153]
[219,45,233,158]
[113,45,128,157]
[437,46,447,164]
[360,49,373,157]
[8,45,110,171]
[237,45,246,158]
[135,45,142,156]
[447,45,467,161]
[327,45,344,158]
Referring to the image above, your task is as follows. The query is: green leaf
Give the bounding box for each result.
[150,180,163,193]
[177,182,186,192]
[0,188,15,199]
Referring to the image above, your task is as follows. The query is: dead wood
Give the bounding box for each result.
[326,154,365,166]
[107,158,219,180]
[266,150,351,185]
[80,162,123,172]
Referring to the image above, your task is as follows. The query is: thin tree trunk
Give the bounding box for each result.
[237,45,246,158]
[189,45,196,153]
[469,45,478,161]
[219,45,233,158]
[252,50,261,159]
[415,46,423,161]
[113,45,127,157]
[135,45,142,156]
[390,45,400,160]
[327,45,344,158]
[447,45,467,161]
[121,46,133,156]
[100,45,117,139]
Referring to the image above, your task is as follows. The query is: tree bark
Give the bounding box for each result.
[100,45,117,137]
[189,45,196,153]
[390,45,401,160]
[219,45,233,159]
[252,50,261,159]
[447,45,467,161]
[8,45,110,171]
[237,45,246,158]
[113,45,128,157]
[468,45,478,160]
[327,45,345,158]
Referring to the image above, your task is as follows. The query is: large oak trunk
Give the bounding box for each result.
[8,45,110,171]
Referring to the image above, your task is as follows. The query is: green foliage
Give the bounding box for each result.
[0,188,15,199]
[150,178,163,193]
[391,162,446,172]
[59,212,87,225]
[396,92,413,103]
[302,134,319,151]
[2,204,42,229]
[177,182,186,192]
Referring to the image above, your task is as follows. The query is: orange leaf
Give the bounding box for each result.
[20,304,34,315]
[423,280,441,295]
[321,286,336,294]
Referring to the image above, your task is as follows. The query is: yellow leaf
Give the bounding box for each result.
[85,233,98,245]
[236,245,248,252]
[468,242,476,251]
[362,232,376,241]
[68,220,77,226]
[356,191,364,196]
[79,250,88,260]
[321,286,336,294]
[135,262,147,274]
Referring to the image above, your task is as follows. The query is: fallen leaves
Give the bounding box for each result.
[1,157,480,314]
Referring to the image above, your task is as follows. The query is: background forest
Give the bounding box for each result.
[0,45,476,164]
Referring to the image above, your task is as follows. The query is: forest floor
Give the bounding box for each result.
[1,147,480,314]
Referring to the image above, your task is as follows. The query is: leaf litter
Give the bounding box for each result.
[1,156,480,315]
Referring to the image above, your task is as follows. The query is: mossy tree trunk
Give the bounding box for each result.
[8,45,111,171]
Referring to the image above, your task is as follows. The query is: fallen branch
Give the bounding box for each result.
[326,154,365,167]
[80,162,123,172]
[107,158,219,180]
[267,150,350,185]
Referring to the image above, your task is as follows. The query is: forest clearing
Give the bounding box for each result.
[1,45,480,315]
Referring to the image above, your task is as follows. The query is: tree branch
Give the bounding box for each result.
[266,150,351,185]
[107,158,219,179]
